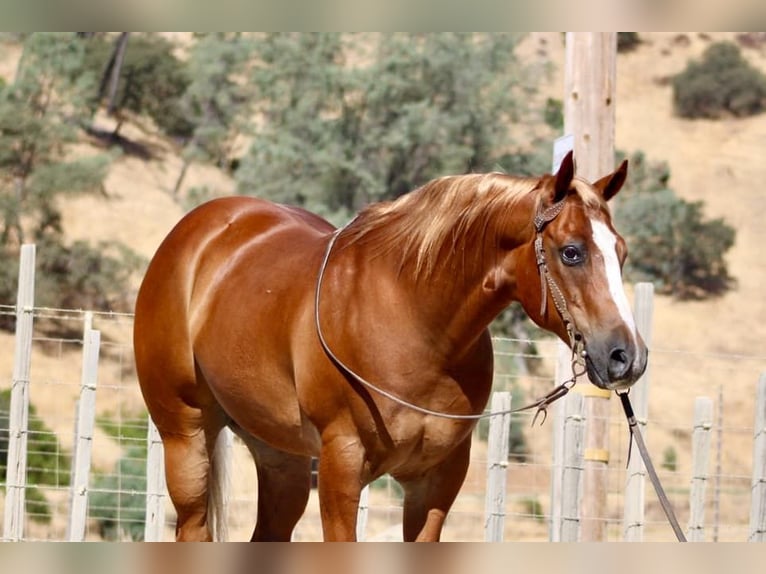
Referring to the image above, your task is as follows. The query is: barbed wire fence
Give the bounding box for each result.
[1,247,765,541]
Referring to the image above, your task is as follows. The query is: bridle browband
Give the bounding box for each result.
[314,196,686,541]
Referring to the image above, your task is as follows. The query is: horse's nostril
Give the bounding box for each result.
[610,348,628,365]
[608,348,630,379]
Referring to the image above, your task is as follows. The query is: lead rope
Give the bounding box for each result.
[618,390,687,542]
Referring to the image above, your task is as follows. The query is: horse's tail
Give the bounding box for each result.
[208,427,232,541]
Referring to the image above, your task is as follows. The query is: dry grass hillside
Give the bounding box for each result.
[2,33,766,541]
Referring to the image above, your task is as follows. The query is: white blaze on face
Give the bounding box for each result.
[590,219,637,340]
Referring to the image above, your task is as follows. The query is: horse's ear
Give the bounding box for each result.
[553,150,575,203]
[594,159,628,202]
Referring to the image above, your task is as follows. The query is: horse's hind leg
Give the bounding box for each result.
[238,434,312,541]
[160,407,227,541]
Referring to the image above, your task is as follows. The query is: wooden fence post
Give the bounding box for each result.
[484,391,512,542]
[549,341,572,541]
[749,375,766,542]
[560,392,585,542]
[356,485,369,541]
[66,321,100,541]
[623,282,654,541]
[687,396,713,541]
[3,244,36,542]
[144,418,167,542]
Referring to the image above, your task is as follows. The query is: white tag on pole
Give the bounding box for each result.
[552,134,574,172]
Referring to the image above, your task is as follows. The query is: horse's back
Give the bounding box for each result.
[135,195,331,338]
[134,196,333,442]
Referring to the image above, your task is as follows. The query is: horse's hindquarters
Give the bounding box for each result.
[136,197,332,453]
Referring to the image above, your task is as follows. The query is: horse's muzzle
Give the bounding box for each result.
[584,331,648,391]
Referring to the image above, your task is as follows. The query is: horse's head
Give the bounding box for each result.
[517,151,647,391]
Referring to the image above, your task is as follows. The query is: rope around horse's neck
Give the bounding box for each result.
[313,226,584,422]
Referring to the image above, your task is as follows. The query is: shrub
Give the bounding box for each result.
[89,445,147,541]
[89,412,148,541]
[368,475,404,501]
[617,33,641,53]
[615,151,736,299]
[543,97,564,131]
[662,446,678,471]
[519,496,545,521]
[672,41,766,119]
[0,238,145,334]
[0,389,71,524]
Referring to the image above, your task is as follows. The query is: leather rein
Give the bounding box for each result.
[314,198,687,542]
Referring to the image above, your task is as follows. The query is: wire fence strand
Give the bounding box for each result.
[1,305,764,541]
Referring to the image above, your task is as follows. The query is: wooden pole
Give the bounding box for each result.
[2,244,36,542]
[564,32,617,541]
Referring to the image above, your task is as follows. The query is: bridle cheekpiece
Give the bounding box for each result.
[530,198,588,417]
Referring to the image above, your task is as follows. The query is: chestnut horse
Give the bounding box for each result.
[134,152,647,541]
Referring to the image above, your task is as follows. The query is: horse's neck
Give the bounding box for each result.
[422,270,513,359]
[393,244,526,363]
[341,195,535,361]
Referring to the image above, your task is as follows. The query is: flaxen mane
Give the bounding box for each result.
[341,172,603,279]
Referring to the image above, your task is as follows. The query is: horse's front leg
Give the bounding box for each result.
[398,436,472,542]
[317,432,366,541]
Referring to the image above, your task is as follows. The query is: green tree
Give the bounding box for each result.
[0,33,143,328]
[89,413,148,541]
[235,33,546,222]
[81,33,192,138]
[617,32,642,53]
[662,445,678,471]
[615,151,736,298]
[0,33,107,244]
[1,389,71,524]
[673,41,766,119]
[172,33,254,197]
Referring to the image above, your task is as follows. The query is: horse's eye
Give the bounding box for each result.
[560,245,584,266]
